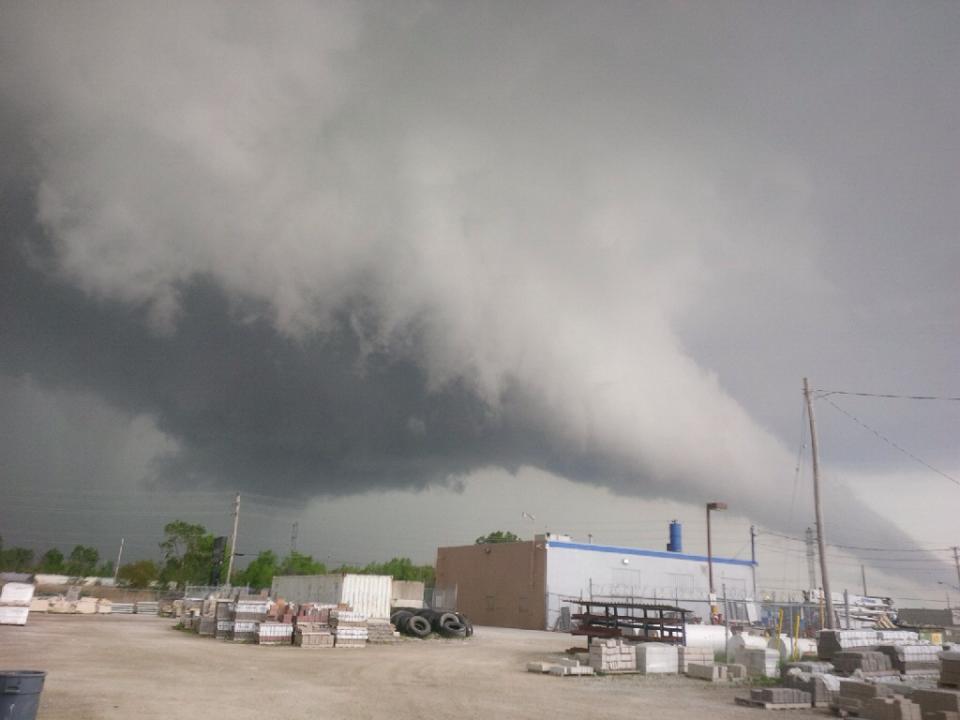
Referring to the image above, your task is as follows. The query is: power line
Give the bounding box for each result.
[816,390,960,402]
[821,398,960,488]
[758,529,953,554]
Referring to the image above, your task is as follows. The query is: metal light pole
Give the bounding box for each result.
[706,501,727,623]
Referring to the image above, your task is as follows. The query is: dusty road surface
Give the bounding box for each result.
[2,615,823,719]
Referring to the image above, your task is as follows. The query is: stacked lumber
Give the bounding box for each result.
[588,639,636,673]
[366,619,399,644]
[294,621,334,648]
[332,609,368,647]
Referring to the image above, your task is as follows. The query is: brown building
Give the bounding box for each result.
[435,539,546,630]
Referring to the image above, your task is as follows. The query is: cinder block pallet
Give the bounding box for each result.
[735,697,812,711]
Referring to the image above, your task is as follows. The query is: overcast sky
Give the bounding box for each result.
[1,1,958,604]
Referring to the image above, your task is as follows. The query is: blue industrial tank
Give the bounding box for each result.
[667,520,682,553]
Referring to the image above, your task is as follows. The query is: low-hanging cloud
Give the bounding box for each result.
[2,1,958,579]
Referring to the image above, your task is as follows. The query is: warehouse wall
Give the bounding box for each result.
[435,541,546,630]
[545,541,756,629]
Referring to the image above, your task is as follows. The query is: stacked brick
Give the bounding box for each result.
[838,680,895,715]
[679,646,713,673]
[231,598,268,643]
[913,689,960,718]
[877,644,942,675]
[862,695,922,720]
[941,651,960,687]
[750,688,812,706]
[734,648,780,678]
[366,619,400,644]
[588,639,637,673]
[687,663,727,682]
[257,622,294,645]
[294,622,334,648]
[834,650,895,676]
[331,610,369,648]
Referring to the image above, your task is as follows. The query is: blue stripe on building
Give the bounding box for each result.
[546,541,756,567]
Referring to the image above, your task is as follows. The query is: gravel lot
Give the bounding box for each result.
[2,614,823,719]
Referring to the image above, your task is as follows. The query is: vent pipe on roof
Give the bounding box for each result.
[666,520,682,553]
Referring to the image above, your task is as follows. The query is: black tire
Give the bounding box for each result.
[464,620,474,637]
[435,612,459,629]
[406,615,431,638]
[439,621,467,638]
[390,611,413,632]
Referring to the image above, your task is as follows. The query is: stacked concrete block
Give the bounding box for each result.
[687,663,727,682]
[547,665,595,677]
[863,695,922,720]
[134,601,158,615]
[783,660,835,675]
[197,616,216,636]
[636,643,679,675]
[257,622,293,645]
[331,610,368,647]
[750,688,812,705]
[839,680,895,715]
[96,599,112,614]
[110,602,134,614]
[0,582,34,626]
[366,619,400,644]
[783,667,841,707]
[679,645,713,672]
[819,630,882,660]
[877,644,942,675]
[834,650,895,676]
[725,663,747,680]
[735,647,780,678]
[914,689,960,718]
[941,651,960,687]
[76,597,98,614]
[294,622,335,648]
[588,639,637,673]
[231,620,258,643]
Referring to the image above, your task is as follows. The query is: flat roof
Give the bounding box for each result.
[545,540,756,567]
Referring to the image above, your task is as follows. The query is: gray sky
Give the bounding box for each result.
[1,1,958,604]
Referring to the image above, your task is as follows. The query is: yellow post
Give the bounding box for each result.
[792,613,801,661]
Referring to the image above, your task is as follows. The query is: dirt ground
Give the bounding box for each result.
[2,615,825,719]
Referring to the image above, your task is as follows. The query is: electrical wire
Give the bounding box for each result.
[816,390,960,402]
[820,398,960,488]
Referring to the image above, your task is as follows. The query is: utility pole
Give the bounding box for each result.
[226,492,240,585]
[805,527,817,591]
[291,522,299,554]
[113,537,124,584]
[861,565,868,597]
[750,525,758,600]
[804,377,835,629]
[953,547,960,594]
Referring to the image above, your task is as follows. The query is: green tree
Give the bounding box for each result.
[159,520,215,587]
[95,560,114,578]
[0,546,34,572]
[475,530,521,545]
[37,548,66,573]
[333,557,435,585]
[236,550,279,590]
[65,545,99,576]
[117,560,159,588]
[279,551,326,576]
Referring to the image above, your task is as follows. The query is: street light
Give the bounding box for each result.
[706,501,727,624]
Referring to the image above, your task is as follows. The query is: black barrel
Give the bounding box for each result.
[0,671,46,720]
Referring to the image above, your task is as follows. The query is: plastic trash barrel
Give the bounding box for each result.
[0,671,46,720]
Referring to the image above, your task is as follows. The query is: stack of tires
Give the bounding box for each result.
[390,608,473,639]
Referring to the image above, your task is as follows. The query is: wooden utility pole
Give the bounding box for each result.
[861,565,868,597]
[804,377,835,629]
[750,525,758,600]
[953,547,960,594]
[113,537,124,584]
[226,492,240,585]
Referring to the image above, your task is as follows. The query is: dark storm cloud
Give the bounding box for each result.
[1,1,958,585]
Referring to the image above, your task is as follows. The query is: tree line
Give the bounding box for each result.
[0,521,437,591]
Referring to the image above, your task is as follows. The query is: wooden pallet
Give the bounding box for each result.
[735,697,811,711]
